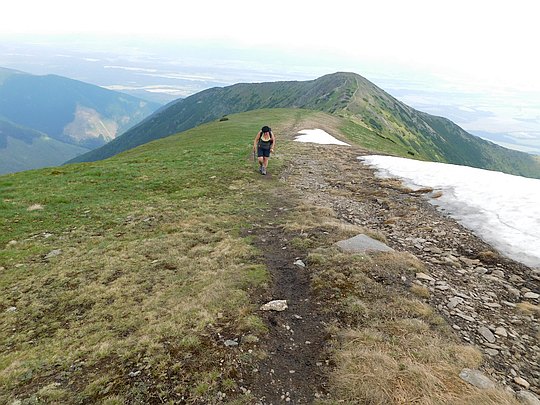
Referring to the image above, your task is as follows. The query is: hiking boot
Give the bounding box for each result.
[262,167,267,175]
[258,165,263,174]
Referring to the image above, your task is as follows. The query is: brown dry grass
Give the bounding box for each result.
[516,302,540,316]
[287,203,519,404]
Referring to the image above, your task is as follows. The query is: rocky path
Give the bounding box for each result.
[244,207,331,404]
[283,142,540,396]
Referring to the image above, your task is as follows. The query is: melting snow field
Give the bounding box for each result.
[294,129,350,146]
[360,155,540,268]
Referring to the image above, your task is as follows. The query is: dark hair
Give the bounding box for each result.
[261,126,271,133]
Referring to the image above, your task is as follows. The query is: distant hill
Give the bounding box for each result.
[68,72,540,179]
[0,67,160,173]
[0,118,89,174]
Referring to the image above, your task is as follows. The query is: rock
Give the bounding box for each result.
[507,286,521,298]
[524,292,539,300]
[260,300,288,311]
[416,272,435,282]
[45,249,62,259]
[516,390,540,405]
[514,377,531,389]
[460,257,480,267]
[495,327,508,337]
[128,370,141,377]
[6,306,17,312]
[456,313,475,322]
[478,326,496,343]
[510,275,525,284]
[293,259,306,268]
[335,234,394,253]
[474,266,488,274]
[485,348,499,356]
[459,368,496,389]
[224,339,239,347]
[492,270,505,278]
[448,297,464,309]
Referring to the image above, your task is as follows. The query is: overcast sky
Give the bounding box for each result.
[3,0,539,92]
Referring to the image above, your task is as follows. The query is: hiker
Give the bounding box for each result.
[253,125,275,175]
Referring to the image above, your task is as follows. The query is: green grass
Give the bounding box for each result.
[0,108,308,404]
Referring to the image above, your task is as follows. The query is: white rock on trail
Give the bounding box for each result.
[524,292,539,300]
[260,300,288,312]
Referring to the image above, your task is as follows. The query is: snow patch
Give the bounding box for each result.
[294,129,349,146]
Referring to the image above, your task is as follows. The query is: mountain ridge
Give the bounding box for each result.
[67,72,540,178]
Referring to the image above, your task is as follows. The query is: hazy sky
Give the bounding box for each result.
[3,0,539,92]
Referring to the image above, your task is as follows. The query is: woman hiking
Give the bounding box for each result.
[253,125,275,175]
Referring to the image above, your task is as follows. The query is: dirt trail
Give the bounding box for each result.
[245,214,331,404]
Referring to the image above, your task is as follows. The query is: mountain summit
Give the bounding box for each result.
[69,72,540,178]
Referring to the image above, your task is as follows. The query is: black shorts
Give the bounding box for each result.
[257,147,271,158]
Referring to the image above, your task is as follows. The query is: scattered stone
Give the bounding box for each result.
[510,275,525,284]
[459,368,496,389]
[45,249,62,259]
[495,327,508,337]
[492,270,505,278]
[474,266,488,274]
[478,326,496,343]
[485,348,499,356]
[224,339,239,347]
[448,297,464,309]
[293,259,306,268]
[27,204,44,211]
[516,390,540,405]
[416,272,435,282]
[335,234,394,253]
[456,313,475,322]
[514,377,531,389]
[507,286,521,298]
[128,370,141,378]
[524,292,539,300]
[260,300,288,312]
[6,306,17,312]
[7,240,17,246]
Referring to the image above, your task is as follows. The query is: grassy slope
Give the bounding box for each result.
[0,108,520,404]
[1,108,308,404]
